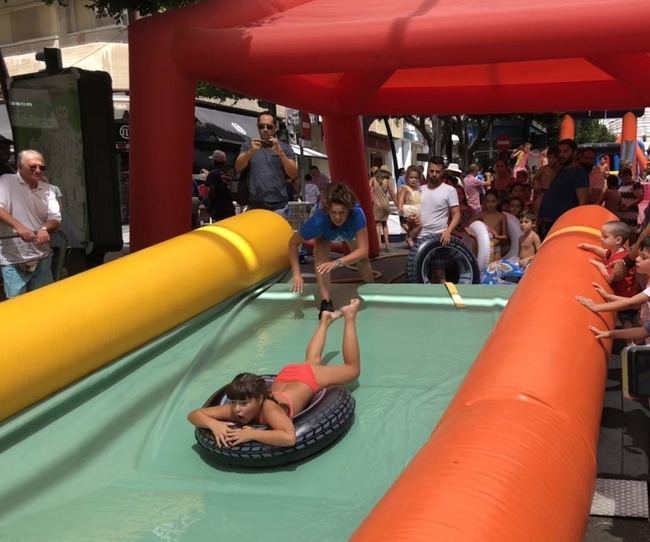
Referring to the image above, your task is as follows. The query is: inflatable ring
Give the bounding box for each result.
[503,212,522,261]
[465,221,491,270]
[406,234,480,284]
[195,375,356,468]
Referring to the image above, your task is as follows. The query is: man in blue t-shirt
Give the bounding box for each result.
[234,111,297,216]
[538,139,589,239]
[288,183,374,318]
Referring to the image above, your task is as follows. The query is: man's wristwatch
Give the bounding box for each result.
[335,258,344,268]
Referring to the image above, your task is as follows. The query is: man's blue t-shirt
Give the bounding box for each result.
[299,205,366,242]
[539,165,589,222]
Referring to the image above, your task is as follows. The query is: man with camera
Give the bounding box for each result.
[235,111,297,217]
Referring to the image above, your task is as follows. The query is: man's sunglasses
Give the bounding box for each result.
[258,123,274,130]
[29,165,47,172]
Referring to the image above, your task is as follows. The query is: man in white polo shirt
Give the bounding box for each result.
[0,149,61,298]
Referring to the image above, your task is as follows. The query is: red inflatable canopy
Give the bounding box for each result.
[128,0,650,247]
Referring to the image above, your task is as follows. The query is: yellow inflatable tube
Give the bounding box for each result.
[0,210,292,422]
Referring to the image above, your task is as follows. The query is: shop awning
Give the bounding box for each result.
[291,143,327,159]
[194,106,259,145]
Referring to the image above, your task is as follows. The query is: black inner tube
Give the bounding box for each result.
[195,376,356,468]
[406,235,480,284]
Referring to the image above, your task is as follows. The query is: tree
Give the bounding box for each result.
[400,113,560,167]
[575,119,617,144]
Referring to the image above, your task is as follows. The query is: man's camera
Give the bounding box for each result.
[260,139,274,148]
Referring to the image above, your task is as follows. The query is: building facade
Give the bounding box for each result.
[1,0,129,89]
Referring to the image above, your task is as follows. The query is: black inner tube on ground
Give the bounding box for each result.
[406,234,480,284]
[195,375,356,468]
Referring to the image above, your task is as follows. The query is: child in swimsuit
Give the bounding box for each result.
[187,298,361,448]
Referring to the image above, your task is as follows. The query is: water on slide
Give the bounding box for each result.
[0,281,511,541]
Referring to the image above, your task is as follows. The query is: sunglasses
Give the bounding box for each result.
[28,165,47,172]
[258,123,274,130]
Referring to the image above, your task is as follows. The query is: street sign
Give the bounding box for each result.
[496,135,512,151]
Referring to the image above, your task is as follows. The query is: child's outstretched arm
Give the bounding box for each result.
[589,325,650,341]
[592,281,627,302]
[577,243,608,259]
[576,290,649,313]
[589,258,614,284]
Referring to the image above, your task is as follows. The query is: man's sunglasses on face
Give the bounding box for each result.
[258,123,274,130]
[29,165,47,172]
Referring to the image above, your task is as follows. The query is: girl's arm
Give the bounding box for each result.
[288,231,307,293]
[589,325,650,341]
[397,186,406,214]
[576,290,649,313]
[225,401,296,447]
[187,405,234,448]
[388,179,397,204]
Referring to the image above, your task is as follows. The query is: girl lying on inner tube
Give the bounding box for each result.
[187,298,361,448]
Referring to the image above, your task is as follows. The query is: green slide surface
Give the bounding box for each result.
[0,281,512,542]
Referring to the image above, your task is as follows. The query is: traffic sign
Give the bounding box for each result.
[496,135,512,150]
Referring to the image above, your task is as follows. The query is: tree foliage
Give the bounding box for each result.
[400,113,560,167]
[195,81,248,104]
[575,119,617,144]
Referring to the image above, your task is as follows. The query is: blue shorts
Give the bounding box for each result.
[2,255,53,298]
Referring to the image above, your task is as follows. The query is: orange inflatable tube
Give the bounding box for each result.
[353,205,617,542]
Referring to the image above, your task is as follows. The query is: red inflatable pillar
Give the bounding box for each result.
[559,114,575,141]
[322,115,379,257]
[621,112,638,170]
[128,19,196,251]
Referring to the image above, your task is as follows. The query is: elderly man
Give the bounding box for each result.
[235,110,297,216]
[0,150,61,297]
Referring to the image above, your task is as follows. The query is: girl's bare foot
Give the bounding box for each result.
[321,310,342,323]
[340,298,360,319]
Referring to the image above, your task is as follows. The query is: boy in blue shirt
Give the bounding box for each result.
[288,183,374,317]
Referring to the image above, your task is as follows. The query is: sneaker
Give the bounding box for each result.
[318,299,334,320]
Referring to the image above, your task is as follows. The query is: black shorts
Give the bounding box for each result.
[618,309,639,324]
